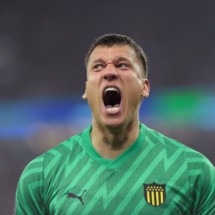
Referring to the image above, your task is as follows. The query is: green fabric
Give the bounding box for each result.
[15,124,215,214]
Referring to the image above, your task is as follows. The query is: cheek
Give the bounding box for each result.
[127,81,143,102]
[86,75,97,90]
[128,77,143,92]
[85,80,99,105]
[86,74,100,88]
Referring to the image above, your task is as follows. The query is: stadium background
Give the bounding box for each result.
[0,1,214,214]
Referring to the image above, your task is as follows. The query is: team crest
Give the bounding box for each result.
[144,183,166,207]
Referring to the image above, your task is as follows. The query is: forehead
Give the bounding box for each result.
[88,45,138,63]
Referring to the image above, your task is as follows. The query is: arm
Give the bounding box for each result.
[15,156,45,215]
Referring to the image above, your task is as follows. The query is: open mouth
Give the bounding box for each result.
[103,87,121,112]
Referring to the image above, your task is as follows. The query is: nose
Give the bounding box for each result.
[103,63,118,81]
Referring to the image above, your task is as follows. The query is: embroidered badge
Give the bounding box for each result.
[144,183,166,207]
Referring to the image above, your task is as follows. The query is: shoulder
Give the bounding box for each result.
[142,123,214,169]
[21,127,90,178]
[142,123,215,201]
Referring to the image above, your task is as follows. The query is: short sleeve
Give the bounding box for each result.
[193,157,215,215]
[15,156,45,215]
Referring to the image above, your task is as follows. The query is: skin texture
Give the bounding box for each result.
[82,45,150,159]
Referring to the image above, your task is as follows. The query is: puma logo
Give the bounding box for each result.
[67,189,87,205]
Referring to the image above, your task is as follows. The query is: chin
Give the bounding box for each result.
[102,118,126,130]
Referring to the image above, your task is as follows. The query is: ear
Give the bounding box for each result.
[82,81,87,100]
[82,92,87,99]
[141,79,150,98]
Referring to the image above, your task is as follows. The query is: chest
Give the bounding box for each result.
[45,156,193,215]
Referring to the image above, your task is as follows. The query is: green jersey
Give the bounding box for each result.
[15,124,215,214]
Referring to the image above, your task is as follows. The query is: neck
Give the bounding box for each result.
[91,122,140,159]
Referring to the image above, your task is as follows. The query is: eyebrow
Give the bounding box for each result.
[91,56,131,65]
[91,58,106,65]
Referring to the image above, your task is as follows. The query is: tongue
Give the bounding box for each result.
[106,104,120,108]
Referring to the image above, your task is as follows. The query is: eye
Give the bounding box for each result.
[93,64,105,71]
[116,63,129,69]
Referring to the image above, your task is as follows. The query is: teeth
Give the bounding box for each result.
[106,106,120,113]
[105,87,118,92]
